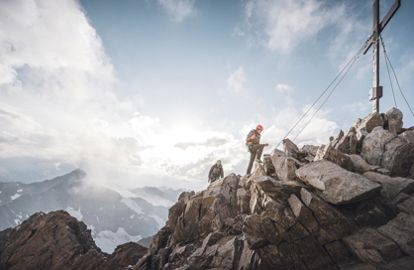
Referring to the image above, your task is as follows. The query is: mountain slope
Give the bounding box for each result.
[134,108,414,270]
[0,170,181,252]
[0,210,147,270]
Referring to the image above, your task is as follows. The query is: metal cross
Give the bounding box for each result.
[362,0,400,113]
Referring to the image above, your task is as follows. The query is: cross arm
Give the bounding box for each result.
[380,0,400,31]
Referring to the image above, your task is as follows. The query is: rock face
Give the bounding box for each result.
[3,108,414,270]
[0,211,147,270]
[296,160,381,205]
[132,108,414,270]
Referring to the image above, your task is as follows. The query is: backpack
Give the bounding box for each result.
[212,165,221,176]
[245,129,256,145]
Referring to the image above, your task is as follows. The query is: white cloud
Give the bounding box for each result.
[227,66,246,92]
[275,83,293,94]
[241,0,369,58]
[158,0,196,22]
[243,0,340,53]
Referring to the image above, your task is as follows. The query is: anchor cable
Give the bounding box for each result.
[380,34,414,118]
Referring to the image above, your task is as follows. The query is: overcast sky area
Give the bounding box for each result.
[0,0,413,190]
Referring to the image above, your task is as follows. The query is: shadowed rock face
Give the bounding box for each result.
[0,211,147,270]
[2,108,414,270]
[133,108,414,270]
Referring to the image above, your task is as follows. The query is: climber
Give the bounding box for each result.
[246,124,268,175]
[208,160,224,183]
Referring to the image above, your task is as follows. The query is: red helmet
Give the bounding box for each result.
[256,124,264,131]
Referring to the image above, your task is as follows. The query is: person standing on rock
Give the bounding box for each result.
[246,124,268,175]
[208,160,224,183]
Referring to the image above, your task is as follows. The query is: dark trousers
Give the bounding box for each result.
[246,144,265,175]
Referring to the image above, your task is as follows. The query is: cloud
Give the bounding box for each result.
[275,83,293,94]
[227,66,246,92]
[158,0,196,22]
[241,0,370,58]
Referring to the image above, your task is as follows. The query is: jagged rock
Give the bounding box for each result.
[361,126,395,165]
[271,149,299,181]
[378,213,414,256]
[347,154,379,174]
[400,129,414,144]
[314,144,353,170]
[385,107,403,135]
[263,154,275,176]
[236,188,250,214]
[343,228,404,264]
[301,144,319,156]
[282,138,300,158]
[356,112,384,133]
[361,126,414,177]
[363,172,414,200]
[0,211,147,270]
[335,127,358,154]
[397,195,414,216]
[331,130,344,148]
[296,160,381,205]
[381,136,414,177]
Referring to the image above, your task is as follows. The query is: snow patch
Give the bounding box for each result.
[17,189,23,193]
[94,227,142,253]
[10,193,21,200]
[66,206,83,220]
[121,198,143,214]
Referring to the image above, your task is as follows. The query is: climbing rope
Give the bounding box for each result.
[274,44,364,150]
[292,51,361,142]
[379,35,397,108]
[380,34,414,118]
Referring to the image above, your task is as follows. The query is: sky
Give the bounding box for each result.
[0,0,413,190]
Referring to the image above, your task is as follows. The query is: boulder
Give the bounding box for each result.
[271,150,299,181]
[295,160,381,205]
[282,138,300,158]
[343,228,403,264]
[378,213,414,255]
[397,195,414,216]
[314,144,353,170]
[361,126,395,165]
[385,107,403,135]
[263,154,275,176]
[363,172,414,200]
[347,154,379,174]
[381,136,414,177]
[334,127,358,154]
[355,112,384,133]
[400,129,414,144]
[301,144,319,156]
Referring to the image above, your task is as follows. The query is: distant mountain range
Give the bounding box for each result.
[0,169,183,252]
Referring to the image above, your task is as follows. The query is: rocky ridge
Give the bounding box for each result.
[134,107,414,270]
[0,210,147,270]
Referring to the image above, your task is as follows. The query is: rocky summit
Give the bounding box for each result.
[134,107,414,270]
[1,107,414,270]
[0,210,147,270]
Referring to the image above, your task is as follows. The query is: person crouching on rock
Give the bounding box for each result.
[246,124,268,175]
[208,160,224,183]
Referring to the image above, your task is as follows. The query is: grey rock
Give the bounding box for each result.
[271,150,299,181]
[343,228,403,264]
[363,172,414,200]
[314,144,353,170]
[378,213,414,255]
[296,160,381,205]
[356,112,384,133]
[385,107,403,135]
[361,126,395,165]
[347,154,379,174]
